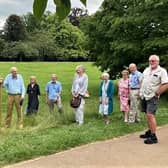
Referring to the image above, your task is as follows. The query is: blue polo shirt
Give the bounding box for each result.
[129,71,141,89]
[45,81,62,100]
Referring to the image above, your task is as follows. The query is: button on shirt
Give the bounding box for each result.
[45,81,62,100]
[129,71,142,89]
[140,66,168,100]
[3,74,25,98]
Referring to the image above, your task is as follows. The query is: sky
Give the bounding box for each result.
[0,0,104,29]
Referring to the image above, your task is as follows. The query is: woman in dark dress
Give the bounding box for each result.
[26,76,40,115]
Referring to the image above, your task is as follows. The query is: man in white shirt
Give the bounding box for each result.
[139,55,168,144]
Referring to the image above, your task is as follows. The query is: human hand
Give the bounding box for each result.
[155,90,160,98]
[20,98,24,106]
[105,97,109,105]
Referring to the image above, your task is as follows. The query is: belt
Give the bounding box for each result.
[130,88,140,90]
[8,93,21,95]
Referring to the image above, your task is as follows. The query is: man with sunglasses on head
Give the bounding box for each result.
[45,74,63,113]
[140,55,168,144]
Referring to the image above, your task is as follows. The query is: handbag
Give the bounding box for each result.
[70,96,81,108]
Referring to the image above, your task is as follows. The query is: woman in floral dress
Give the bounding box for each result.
[118,70,130,122]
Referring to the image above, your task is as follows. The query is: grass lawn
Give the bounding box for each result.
[0,62,168,167]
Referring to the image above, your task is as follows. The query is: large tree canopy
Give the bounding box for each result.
[80,0,168,78]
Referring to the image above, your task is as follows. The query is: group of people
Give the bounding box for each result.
[2,54,168,144]
[2,65,88,128]
[117,54,168,144]
[118,63,141,123]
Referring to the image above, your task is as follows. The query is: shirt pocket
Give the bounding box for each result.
[151,74,160,85]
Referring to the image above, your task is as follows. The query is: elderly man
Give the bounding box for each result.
[129,63,142,123]
[140,55,168,144]
[45,74,63,113]
[3,67,25,129]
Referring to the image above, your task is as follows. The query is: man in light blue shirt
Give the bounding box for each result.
[45,74,63,113]
[128,63,142,123]
[3,67,25,129]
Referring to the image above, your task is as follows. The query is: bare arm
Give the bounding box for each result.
[155,83,168,97]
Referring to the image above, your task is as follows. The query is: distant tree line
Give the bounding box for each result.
[0,12,89,61]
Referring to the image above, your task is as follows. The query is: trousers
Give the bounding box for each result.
[129,89,140,123]
[6,94,23,128]
[75,98,85,124]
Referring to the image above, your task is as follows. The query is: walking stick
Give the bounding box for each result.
[0,77,3,126]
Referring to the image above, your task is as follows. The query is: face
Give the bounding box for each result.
[122,73,128,79]
[76,68,83,74]
[30,78,36,84]
[129,65,136,73]
[102,75,109,81]
[51,75,57,82]
[149,56,159,69]
[11,68,17,78]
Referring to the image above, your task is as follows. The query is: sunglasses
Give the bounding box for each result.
[149,60,157,63]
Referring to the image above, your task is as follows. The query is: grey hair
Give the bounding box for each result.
[76,65,86,72]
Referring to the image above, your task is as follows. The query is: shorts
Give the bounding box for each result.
[141,96,159,114]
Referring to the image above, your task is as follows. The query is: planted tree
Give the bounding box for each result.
[3,14,27,41]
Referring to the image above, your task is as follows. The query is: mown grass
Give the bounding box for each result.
[0,62,168,167]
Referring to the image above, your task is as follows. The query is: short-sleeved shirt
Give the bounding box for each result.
[129,71,142,89]
[140,66,168,100]
[45,81,62,100]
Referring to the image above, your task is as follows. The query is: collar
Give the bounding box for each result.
[150,65,161,74]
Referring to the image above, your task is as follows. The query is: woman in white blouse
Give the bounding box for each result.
[71,65,88,125]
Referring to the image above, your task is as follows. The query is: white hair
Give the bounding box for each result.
[10,67,18,73]
[149,54,160,62]
[129,63,137,69]
[101,72,110,78]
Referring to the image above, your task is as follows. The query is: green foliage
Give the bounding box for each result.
[3,15,27,41]
[54,0,71,21]
[33,0,86,20]
[33,0,48,20]
[80,0,168,78]
[22,12,41,32]
[1,12,88,61]
[0,42,39,61]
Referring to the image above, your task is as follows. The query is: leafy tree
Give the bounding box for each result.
[80,0,168,78]
[54,20,88,60]
[3,14,27,41]
[28,30,57,61]
[22,12,40,32]
[0,38,6,59]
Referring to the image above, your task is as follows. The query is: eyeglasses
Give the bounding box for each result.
[149,60,157,63]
